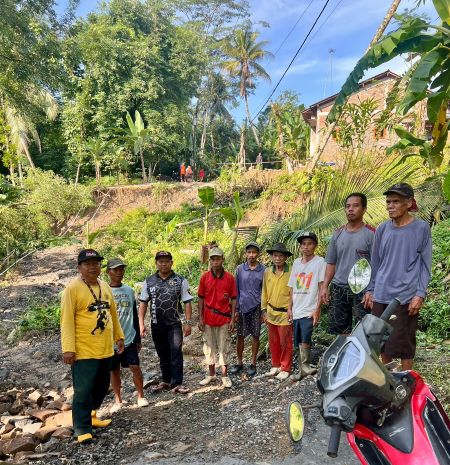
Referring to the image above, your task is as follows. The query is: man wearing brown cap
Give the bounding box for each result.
[60,249,125,444]
[364,183,432,370]
[139,251,193,393]
[198,247,237,388]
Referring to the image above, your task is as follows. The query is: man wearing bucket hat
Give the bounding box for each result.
[288,232,325,380]
[198,247,237,388]
[364,183,432,370]
[230,242,265,377]
[261,243,293,381]
[60,249,125,444]
[106,259,148,413]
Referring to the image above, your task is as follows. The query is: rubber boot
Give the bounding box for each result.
[290,347,303,381]
[300,347,317,377]
[91,410,111,428]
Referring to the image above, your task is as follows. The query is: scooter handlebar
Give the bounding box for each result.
[327,424,341,458]
[379,298,401,322]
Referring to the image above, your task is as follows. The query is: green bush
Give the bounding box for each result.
[15,301,61,338]
[419,219,450,341]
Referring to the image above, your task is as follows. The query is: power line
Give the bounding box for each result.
[252,0,332,122]
[273,0,315,56]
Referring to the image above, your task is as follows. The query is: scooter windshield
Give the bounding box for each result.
[330,342,361,385]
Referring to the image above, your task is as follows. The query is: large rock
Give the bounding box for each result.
[44,411,72,429]
[8,401,24,416]
[0,424,14,436]
[27,391,43,407]
[0,405,10,416]
[1,428,17,440]
[34,426,57,442]
[44,401,64,411]
[51,428,72,440]
[0,436,36,455]
[21,423,42,435]
[0,416,29,426]
[28,410,59,422]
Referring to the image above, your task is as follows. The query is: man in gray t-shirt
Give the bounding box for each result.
[321,193,375,334]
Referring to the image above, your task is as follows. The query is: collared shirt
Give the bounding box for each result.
[261,264,291,326]
[140,272,192,326]
[198,269,237,327]
[235,261,265,314]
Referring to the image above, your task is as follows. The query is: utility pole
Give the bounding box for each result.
[323,48,336,98]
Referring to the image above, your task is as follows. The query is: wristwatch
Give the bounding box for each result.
[183,319,193,326]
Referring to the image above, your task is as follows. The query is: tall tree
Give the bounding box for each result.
[221,29,273,148]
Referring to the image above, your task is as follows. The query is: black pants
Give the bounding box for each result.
[151,323,183,387]
[71,357,112,436]
[329,283,369,335]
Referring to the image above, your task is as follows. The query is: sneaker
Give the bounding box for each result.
[247,364,257,377]
[77,433,93,444]
[109,403,122,414]
[199,375,216,386]
[137,397,149,408]
[229,364,244,375]
[265,367,281,377]
[275,371,290,381]
[221,376,232,388]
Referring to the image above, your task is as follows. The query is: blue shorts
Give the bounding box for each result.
[293,317,313,346]
[111,342,140,370]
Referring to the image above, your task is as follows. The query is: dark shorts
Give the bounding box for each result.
[372,302,418,359]
[293,317,313,346]
[329,283,369,335]
[237,307,262,338]
[111,342,140,370]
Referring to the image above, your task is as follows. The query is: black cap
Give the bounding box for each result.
[383,183,414,198]
[155,251,173,260]
[106,258,127,269]
[245,241,261,251]
[266,243,293,257]
[297,231,318,244]
[78,249,103,264]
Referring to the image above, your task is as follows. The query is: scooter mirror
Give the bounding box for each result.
[348,258,371,294]
[286,401,305,442]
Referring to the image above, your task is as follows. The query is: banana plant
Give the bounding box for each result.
[220,192,244,261]
[198,186,215,242]
[326,2,450,200]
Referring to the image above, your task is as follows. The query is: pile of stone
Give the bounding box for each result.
[0,387,74,462]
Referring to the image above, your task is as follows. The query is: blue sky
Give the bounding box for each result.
[55,0,437,122]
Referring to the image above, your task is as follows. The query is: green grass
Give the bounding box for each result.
[13,301,61,340]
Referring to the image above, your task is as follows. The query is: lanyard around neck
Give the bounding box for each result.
[82,278,102,302]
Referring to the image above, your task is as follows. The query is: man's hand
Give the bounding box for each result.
[261,312,267,324]
[320,287,330,305]
[116,339,125,354]
[287,309,293,324]
[311,309,321,326]
[234,312,239,323]
[140,323,147,338]
[408,296,424,316]
[63,352,76,365]
[198,321,205,332]
[362,292,373,310]
[228,319,235,333]
[183,324,192,337]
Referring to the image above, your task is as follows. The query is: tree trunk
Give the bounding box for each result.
[18,161,23,186]
[75,160,81,185]
[210,132,216,156]
[244,93,260,148]
[239,122,246,168]
[140,148,147,183]
[306,0,401,173]
[199,109,208,159]
[95,160,101,184]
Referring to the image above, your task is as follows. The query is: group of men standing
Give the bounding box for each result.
[60,182,432,444]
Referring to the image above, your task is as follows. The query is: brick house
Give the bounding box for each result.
[301,70,429,162]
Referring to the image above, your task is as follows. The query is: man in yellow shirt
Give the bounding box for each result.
[60,249,124,444]
[261,243,293,381]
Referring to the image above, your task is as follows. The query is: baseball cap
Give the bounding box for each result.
[155,251,173,260]
[383,183,414,197]
[77,249,104,264]
[106,258,127,269]
[209,247,224,258]
[245,241,261,251]
[297,231,318,244]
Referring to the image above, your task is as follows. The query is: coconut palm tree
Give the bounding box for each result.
[221,29,273,148]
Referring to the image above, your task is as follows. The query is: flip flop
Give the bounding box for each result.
[151,382,171,393]
[172,385,190,394]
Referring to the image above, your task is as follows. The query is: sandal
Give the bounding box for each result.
[172,385,190,394]
[151,382,171,393]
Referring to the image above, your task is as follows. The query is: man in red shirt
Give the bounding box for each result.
[198,247,237,388]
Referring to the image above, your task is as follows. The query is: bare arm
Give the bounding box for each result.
[198,297,205,331]
[139,301,148,337]
[288,287,293,323]
[183,301,193,336]
[320,263,336,304]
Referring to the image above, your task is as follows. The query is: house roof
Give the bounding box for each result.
[302,70,400,124]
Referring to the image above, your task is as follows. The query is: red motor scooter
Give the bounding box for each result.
[286,298,450,464]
